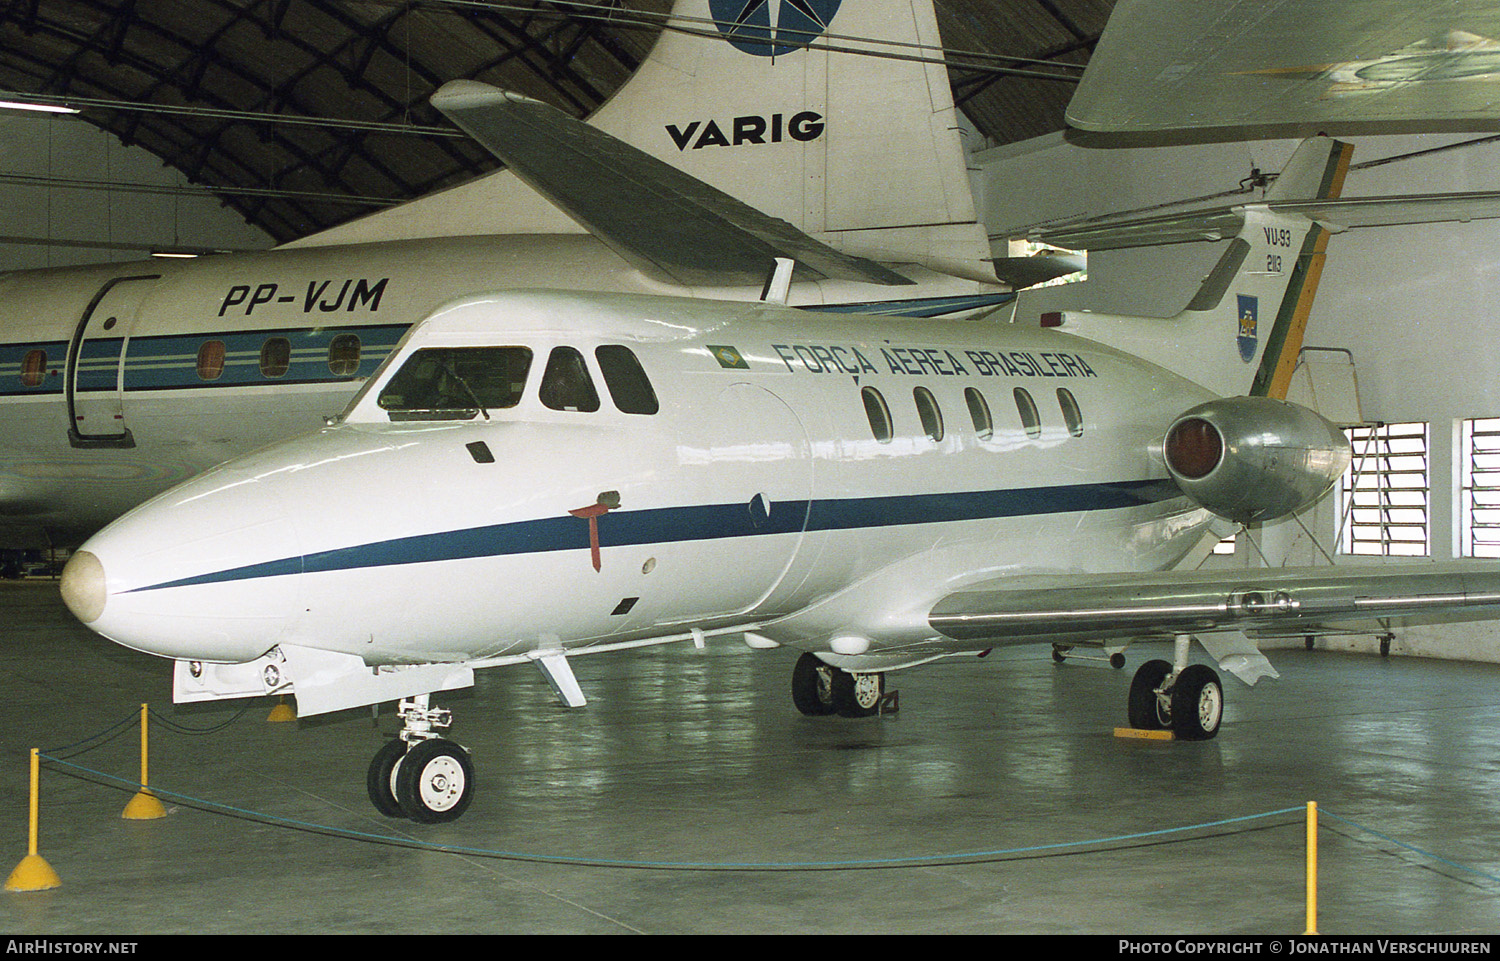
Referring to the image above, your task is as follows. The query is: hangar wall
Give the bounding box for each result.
[0,112,271,272]
[972,131,1500,664]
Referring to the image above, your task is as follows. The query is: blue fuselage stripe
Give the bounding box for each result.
[127,479,1183,593]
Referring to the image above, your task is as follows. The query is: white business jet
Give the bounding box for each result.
[58,106,1500,822]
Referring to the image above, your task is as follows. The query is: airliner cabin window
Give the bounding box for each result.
[197,340,226,381]
[914,386,944,442]
[595,345,659,414]
[378,346,533,420]
[1058,387,1084,437]
[965,387,993,440]
[260,337,291,378]
[1014,387,1041,439]
[20,349,45,388]
[540,346,601,412]
[328,334,362,376]
[862,386,893,443]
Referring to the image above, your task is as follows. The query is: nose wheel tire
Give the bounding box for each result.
[388,738,475,823]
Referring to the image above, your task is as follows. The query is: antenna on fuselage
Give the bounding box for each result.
[761,257,795,305]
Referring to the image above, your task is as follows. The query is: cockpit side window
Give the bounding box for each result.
[378,346,532,421]
[539,346,601,412]
[595,345,659,415]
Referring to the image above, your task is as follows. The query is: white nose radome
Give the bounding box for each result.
[60,550,107,624]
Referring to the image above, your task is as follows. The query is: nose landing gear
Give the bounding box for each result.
[366,694,475,822]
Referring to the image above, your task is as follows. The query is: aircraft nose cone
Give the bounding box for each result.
[60,550,107,624]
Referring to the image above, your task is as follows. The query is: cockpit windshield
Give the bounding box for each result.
[378,347,533,421]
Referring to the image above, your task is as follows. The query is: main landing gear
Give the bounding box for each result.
[366,694,475,823]
[1125,639,1223,740]
[791,652,887,718]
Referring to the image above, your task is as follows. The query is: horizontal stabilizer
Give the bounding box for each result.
[431,81,912,288]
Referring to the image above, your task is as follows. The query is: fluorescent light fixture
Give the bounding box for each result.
[0,100,79,114]
[150,251,199,259]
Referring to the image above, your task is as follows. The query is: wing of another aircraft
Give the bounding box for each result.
[1068,0,1500,134]
[1040,193,1500,252]
[430,81,914,289]
[929,563,1500,652]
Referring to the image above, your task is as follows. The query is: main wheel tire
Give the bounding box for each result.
[366,738,408,818]
[792,652,838,716]
[831,669,885,718]
[1169,664,1223,741]
[1127,659,1173,730]
[395,738,475,823]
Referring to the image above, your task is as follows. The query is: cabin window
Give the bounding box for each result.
[1057,388,1084,437]
[328,334,361,376]
[378,346,532,420]
[260,337,291,378]
[862,386,893,443]
[595,345,658,414]
[914,386,944,442]
[965,387,992,441]
[1014,387,1041,439]
[539,346,601,412]
[19,349,45,388]
[197,340,226,381]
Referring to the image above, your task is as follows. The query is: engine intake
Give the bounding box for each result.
[1162,397,1351,525]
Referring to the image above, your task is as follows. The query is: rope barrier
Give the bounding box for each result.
[1320,809,1500,884]
[11,705,1500,885]
[36,750,1310,871]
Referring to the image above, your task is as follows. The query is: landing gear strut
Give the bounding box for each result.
[1125,638,1223,740]
[366,694,475,822]
[791,652,887,718]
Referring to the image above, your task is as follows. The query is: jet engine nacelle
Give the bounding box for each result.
[1162,397,1351,525]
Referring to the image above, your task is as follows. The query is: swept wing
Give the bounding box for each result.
[430,81,913,288]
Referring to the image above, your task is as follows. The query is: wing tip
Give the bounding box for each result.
[432,80,539,114]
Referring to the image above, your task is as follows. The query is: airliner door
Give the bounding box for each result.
[67,274,158,449]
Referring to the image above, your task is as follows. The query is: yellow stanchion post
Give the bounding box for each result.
[1304,801,1319,935]
[5,748,60,892]
[122,703,166,820]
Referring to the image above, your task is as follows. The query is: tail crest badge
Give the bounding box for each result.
[1237,294,1259,362]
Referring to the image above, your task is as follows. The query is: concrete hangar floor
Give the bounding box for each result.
[0,581,1497,936]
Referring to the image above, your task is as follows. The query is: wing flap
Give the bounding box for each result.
[929,563,1500,644]
[430,81,912,288]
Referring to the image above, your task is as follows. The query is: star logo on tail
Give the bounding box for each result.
[710,0,842,58]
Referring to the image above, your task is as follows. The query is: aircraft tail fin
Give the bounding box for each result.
[284,0,993,281]
[1039,137,1354,398]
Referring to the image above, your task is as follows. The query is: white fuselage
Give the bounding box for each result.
[72,289,1217,671]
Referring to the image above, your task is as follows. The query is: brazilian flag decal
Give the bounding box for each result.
[708,345,749,369]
